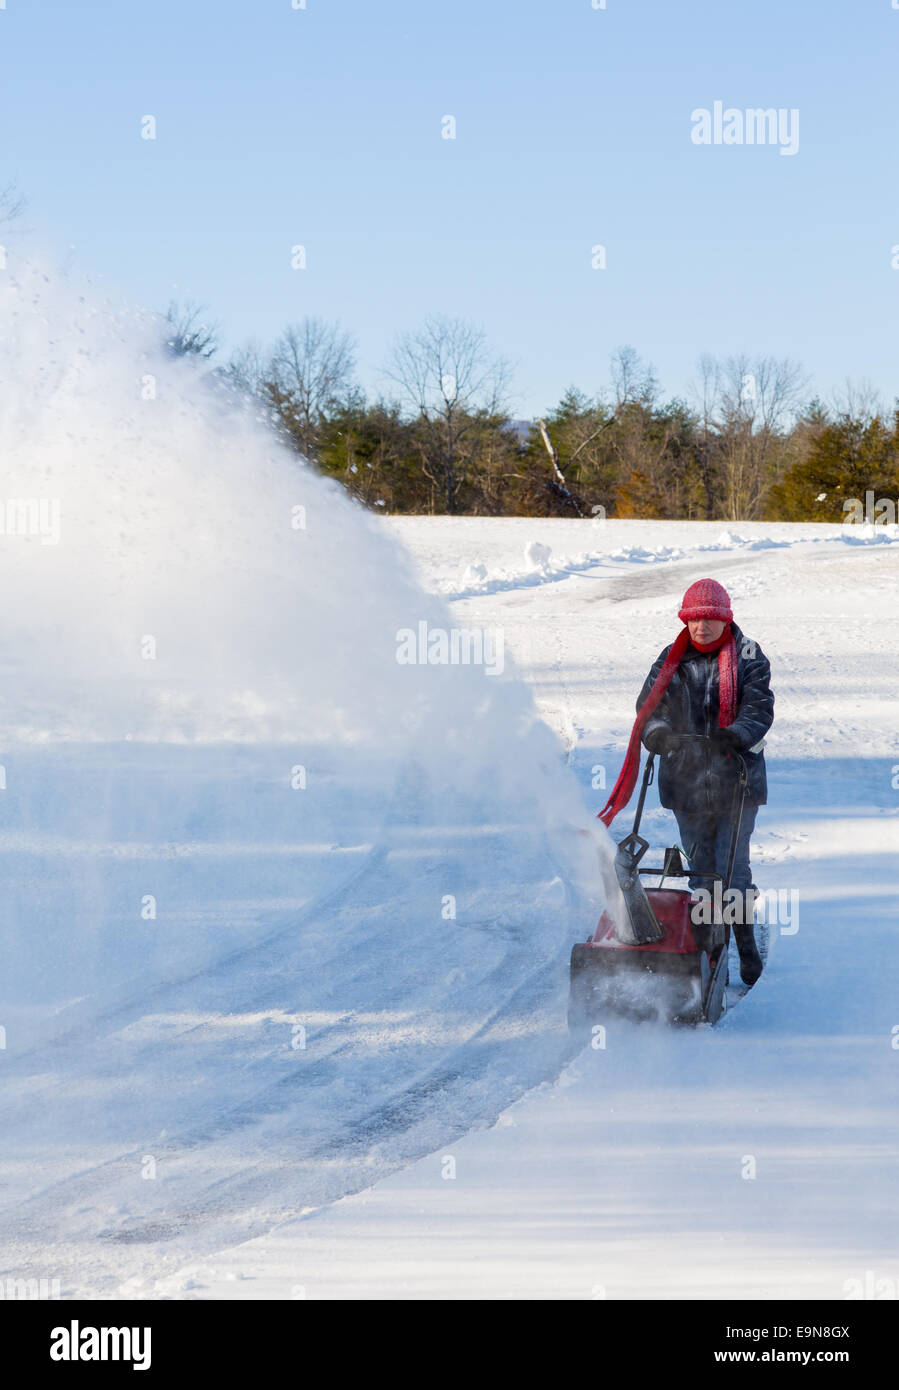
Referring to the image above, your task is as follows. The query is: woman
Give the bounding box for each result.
[600,578,774,986]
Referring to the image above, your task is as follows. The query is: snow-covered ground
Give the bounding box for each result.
[0,270,599,1299]
[5,512,898,1298]
[1,272,897,1301]
[146,516,899,1301]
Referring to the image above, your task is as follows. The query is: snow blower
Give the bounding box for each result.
[569,743,749,1029]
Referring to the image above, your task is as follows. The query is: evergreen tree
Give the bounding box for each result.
[767,411,899,521]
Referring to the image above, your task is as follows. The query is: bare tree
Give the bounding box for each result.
[0,182,28,266]
[225,338,268,398]
[719,353,806,518]
[384,314,510,511]
[716,353,805,431]
[692,353,720,432]
[830,378,883,427]
[0,181,26,230]
[164,299,219,359]
[609,345,659,408]
[604,345,680,514]
[690,353,722,515]
[268,318,357,458]
[691,352,807,519]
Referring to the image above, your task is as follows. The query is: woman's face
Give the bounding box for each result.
[688,618,727,645]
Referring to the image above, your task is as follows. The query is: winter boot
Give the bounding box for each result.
[729,885,762,986]
[733,925,762,986]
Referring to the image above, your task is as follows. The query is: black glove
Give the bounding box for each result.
[709,726,743,752]
[644,728,681,756]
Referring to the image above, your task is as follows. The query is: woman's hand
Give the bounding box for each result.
[644,728,684,755]
[708,727,743,752]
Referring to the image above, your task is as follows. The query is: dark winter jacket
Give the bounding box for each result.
[638,623,774,815]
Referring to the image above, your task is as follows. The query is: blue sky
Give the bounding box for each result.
[2,0,897,417]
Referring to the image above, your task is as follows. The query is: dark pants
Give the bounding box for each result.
[674,805,758,894]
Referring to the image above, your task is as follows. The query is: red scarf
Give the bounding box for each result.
[598,625,738,827]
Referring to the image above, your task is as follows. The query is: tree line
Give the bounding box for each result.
[165,302,899,523]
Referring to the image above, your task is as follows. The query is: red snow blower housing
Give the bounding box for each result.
[569,743,749,1029]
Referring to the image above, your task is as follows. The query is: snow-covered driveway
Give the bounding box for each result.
[2,514,897,1300]
[177,520,899,1300]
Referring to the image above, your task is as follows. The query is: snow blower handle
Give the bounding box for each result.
[630,749,655,840]
[723,752,750,894]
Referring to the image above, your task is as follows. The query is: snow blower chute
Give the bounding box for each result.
[569,745,749,1029]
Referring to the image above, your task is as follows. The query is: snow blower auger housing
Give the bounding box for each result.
[569,747,749,1030]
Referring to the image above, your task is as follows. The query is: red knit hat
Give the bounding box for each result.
[678,578,733,623]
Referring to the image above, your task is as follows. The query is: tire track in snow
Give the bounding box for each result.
[6,841,384,1066]
[0,817,588,1290]
[6,761,433,1066]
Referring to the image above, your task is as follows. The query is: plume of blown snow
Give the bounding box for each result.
[0,261,616,896]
